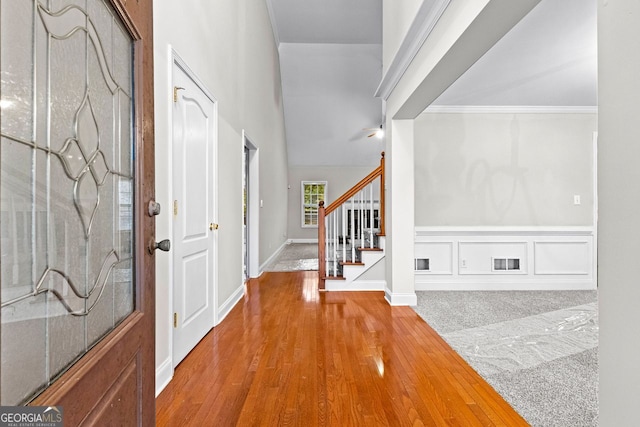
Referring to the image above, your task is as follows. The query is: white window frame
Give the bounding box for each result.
[301,181,327,228]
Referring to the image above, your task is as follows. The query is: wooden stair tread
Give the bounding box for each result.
[340,261,365,266]
[357,247,383,252]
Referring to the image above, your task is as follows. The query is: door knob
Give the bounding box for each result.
[148,200,161,217]
[148,238,171,254]
[209,223,219,231]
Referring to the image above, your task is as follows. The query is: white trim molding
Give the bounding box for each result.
[421,105,598,114]
[415,226,596,291]
[264,0,280,47]
[217,285,245,325]
[375,0,451,100]
[259,240,289,274]
[288,238,318,244]
[326,280,386,292]
[155,358,173,397]
[385,288,418,306]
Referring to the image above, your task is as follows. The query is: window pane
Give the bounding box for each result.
[301,182,326,227]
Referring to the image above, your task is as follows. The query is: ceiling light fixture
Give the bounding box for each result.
[375,125,384,139]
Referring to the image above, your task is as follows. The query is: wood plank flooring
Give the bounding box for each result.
[156,271,528,426]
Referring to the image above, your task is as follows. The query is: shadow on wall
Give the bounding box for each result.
[416,112,595,226]
[417,114,543,225]
[464,116,539,223]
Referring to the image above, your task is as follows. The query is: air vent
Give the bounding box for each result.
[415,258,430,271]
[493,258,520,271]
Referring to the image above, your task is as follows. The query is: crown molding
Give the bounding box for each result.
[375,0,451,100]
[265,0,281,48]
[420,105,599,114]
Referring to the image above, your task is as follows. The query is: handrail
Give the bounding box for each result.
[318,152,385,289]
[325,166,381,214]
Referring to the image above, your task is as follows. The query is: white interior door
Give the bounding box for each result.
[172,58,217,365]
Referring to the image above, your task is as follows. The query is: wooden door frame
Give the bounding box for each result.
[31,0,156,425]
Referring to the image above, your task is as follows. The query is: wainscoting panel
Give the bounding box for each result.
[458,241,528,275]
[414,242,453,274]
[415,227,595,290]
[534,241,591,275]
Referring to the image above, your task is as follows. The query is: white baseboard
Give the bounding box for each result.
[384,288,417,306]
[325,280,386,291]
[415,280,596,291]
[288,238,318,244]
[217,284,244,325]
[259,240,289,273]
[155,357,173,397]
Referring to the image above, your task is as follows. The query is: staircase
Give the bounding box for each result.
[318,153,385,290]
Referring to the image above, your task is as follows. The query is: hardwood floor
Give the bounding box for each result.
[156,271,528,426]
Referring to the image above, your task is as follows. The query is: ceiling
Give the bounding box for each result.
[267,0,597,166]
[434,0,597,107]
[279,43,384,167]
[267,0,384,167]
[267,0,382,44]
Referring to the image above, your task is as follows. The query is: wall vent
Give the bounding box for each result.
[493,258,520,271]
[415,258,430,271]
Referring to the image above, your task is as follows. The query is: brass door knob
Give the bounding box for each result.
[210,223,219,231]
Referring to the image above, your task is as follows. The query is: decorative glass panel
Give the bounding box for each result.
[1,0,134,405]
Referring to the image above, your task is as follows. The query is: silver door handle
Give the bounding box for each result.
[148,238,171,254]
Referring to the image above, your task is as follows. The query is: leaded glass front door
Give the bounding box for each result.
[1,0,155,422]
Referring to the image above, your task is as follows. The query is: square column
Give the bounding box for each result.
[384,119,417,306]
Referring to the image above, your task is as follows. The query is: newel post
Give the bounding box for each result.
[379,151,386,236]
[318,200,326,289]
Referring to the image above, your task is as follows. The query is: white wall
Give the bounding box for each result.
[414,112,596,226]
[153,0,288,394]
[287,165,378,241]
[598,0,640,423]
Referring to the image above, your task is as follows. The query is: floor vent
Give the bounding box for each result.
[493,258,520,271]
[415,258,430,271]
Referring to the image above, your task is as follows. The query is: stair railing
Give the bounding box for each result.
[318,152,385,289]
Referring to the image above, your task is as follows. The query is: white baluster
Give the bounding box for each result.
[333,211,340,276]
[342,205,346,263]
[369,183,374,248]
[350,197,355,262]
[359,190,364,249]
[332,213,336,276]
[325,216,329,276]
[331,213,336,276]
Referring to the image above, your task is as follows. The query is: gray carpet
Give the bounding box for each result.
[413,290,598,427]
[263,243,318,271]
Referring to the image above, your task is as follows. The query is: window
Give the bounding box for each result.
[301,181,327,227]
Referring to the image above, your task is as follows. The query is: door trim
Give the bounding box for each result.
[243,131,260,279]
[169,50,219,365]
[592,131,598,288]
